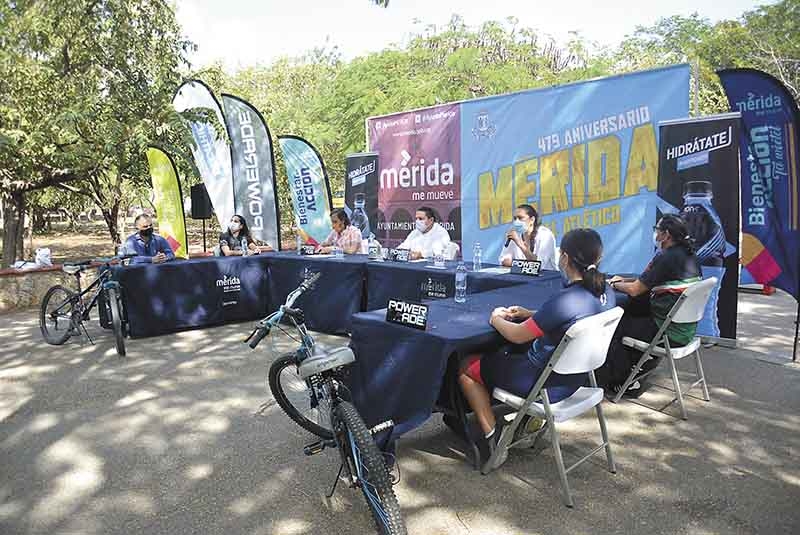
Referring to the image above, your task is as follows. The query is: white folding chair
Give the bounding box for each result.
[485,306,624,507]
[611,277,716,420]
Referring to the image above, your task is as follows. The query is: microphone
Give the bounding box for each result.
[506,221,525,248]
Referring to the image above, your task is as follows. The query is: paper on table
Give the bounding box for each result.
[479,267,511,274]
[408,258,428,263]
[424,265,448,270]
[314,254,334,258]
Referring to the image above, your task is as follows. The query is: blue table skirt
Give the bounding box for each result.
[263,252,369,334]
[348,281,563,439]
[365,259,562,310]
[112,255,271,338]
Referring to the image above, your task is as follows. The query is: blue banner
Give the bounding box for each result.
[278,135,332,245]
[222,94,281,249]
[459,65,691,273]
[173,80,235,229]
[718,69,800,299]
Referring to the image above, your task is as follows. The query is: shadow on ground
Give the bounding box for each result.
[1,304,798,535]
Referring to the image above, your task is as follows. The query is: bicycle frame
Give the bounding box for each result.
[50,269,110,319]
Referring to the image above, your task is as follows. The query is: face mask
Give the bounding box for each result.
[652,230,662,249]
[230,222,241,232]
[415,219,428,233]
[513,219,526,234]
[139,227,153,238]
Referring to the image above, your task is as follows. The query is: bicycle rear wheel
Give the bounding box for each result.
[333,401,406,535]
[106,287,126,357]
[40,285,77,345]
[268,354,333,439]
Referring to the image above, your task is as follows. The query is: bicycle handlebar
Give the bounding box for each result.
[245,271,320,349]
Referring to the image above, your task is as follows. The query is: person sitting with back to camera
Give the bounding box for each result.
[315,209,362,254]
[597,213,702,398]
[219,214,270,256]
[124,214,175,264]
[498,204,558,271]
[458,228,616,470]
[397,206,451,260]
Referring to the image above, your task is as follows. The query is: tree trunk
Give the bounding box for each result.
[1,192,25,268]
[101,203,121,248]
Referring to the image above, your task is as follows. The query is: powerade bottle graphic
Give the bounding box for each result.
[680,181,725,337]
[350,193,371,240]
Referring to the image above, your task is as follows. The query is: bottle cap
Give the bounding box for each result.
[683,181,713,197]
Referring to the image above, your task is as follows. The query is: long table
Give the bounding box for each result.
[348,278,564,442]
[112,255,271,338]
[264,252,368,334]
[113,252,561,338]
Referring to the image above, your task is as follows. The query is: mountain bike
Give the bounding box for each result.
[39,254,134,357]
[246,272,407,535]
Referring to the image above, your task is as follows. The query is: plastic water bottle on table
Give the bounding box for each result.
[472,242,482,272]
[455,262,468,303]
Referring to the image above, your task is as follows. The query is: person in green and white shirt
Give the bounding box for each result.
[598,214,702,397]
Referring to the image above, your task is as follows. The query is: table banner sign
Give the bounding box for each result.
[389,248,410,262]
[419,277,451,300]
[368,245,381,259]
[386,299,429,330]
[510,259,542,276]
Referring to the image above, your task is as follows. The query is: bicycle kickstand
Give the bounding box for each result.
[80,322,95,345]
[326,462,345,499]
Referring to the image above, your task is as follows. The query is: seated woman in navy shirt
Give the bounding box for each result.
[458,228,616,469]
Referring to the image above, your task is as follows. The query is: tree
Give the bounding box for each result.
[0,0,193,265]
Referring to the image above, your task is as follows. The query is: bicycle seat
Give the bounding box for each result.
[62,265,82,275]
[298,345,355,380]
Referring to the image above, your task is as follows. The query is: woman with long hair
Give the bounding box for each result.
[499,204,558,270]
[219,214,265,256]
[459,228,616,470]
[598,213,701,396]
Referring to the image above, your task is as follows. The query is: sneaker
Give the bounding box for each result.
[612,380,646,399]
[477,421,509,474]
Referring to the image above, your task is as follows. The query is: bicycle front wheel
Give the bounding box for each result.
[40,285,77,345]
[268,354,333,439]
[106,287,126,357]
[333,401,406,535]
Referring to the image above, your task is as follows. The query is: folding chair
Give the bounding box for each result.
[611,277,717,420]
[484,306,624,507]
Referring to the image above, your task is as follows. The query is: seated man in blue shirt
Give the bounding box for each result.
[124,214,175,264]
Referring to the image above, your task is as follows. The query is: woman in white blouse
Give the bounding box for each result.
[498,204,558,271]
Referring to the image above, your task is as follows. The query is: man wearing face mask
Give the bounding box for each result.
[597,214,701,397]
[498,204,557,270]
[397,206,451,260]
[123,214,175,265]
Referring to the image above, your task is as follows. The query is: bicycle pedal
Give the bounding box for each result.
[303,439,335,456]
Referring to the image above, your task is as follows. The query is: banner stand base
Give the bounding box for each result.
[700,336,738,349]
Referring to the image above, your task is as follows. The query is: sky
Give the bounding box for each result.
[175,0,769,71]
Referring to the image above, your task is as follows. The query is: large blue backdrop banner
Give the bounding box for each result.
[718,68,800,299]
[459,64,691,273]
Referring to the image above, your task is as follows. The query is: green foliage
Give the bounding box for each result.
[2,0,798,252]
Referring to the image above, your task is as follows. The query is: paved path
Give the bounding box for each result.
[1,293,798,534]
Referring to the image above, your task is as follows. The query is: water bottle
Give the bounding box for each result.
[350,193,371,239]
[680,180,726,337]
[681,181,725,266]
[296,234,302,255]
[335,245,344,259]
[455,262,468,303]
[241,238,248,256]
[472,242,482,272]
